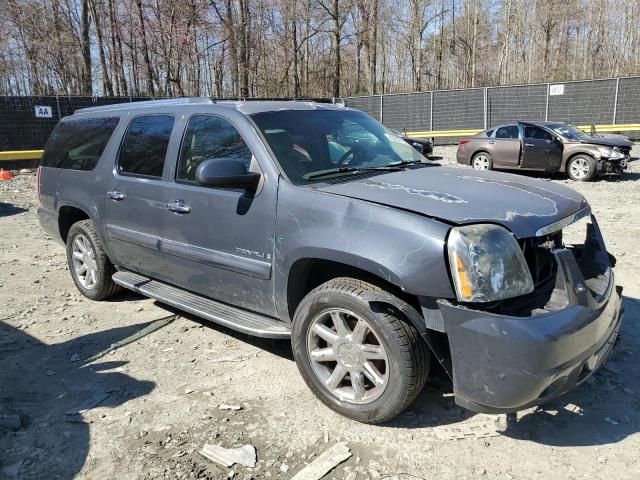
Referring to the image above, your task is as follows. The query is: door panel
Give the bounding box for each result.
[491,125,521,167]
[104,115,175,280]
[162,114,277,316]
[521,124,563,170]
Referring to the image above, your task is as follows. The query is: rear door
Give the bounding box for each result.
[520,123,563,170]
[103,114,176,280]
[491,125,521,167]
[161,113,278,316]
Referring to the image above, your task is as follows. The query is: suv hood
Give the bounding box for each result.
[317,167,589,238]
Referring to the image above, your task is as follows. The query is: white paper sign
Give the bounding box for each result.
[35,106,53,118]
[549,84,565,96]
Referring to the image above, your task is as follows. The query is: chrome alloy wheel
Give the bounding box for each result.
[71,234,98,289]
[472,154,490,170]
[307,308,389,404]
[570,157,591,179]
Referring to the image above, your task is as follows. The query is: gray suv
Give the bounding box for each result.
[37,99,623,423]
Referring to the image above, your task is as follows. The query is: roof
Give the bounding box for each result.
[73,97,346,115]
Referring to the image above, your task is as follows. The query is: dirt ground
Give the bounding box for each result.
[1,147,640,480]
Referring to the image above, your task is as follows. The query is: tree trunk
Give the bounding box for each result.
[80,0,92,95]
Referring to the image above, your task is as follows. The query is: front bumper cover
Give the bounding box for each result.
[437,244,624,414]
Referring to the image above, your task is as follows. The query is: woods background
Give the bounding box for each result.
[1,0,640,99]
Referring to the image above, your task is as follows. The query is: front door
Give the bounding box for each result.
[162,114,278,316]
[104,114,176,281]
[491,124,521,167]
[520,123,563,170]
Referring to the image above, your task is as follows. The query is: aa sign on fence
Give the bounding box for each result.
[34,106,53,118]
[550,84,565,96]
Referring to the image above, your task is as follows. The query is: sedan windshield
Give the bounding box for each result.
[547,123,591,141]
[250,109,425,184]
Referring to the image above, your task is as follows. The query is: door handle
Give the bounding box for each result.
[107,190,126,201]
[167,200,191,214]
[525,143,535,147]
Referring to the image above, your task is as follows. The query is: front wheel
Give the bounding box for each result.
[292,278,430,424]
[567,155,597,181]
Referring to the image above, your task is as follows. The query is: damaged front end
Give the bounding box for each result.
[435,211,624,413]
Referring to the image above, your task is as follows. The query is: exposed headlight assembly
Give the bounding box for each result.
[596,146,624,159]
[447,224,534,302]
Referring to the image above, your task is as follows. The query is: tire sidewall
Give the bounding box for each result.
[292,288,413,423]
[567,155,596,181]
[66,222,105,300]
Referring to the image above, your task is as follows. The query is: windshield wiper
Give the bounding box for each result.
[306,165,402,180]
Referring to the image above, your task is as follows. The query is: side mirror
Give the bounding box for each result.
[195,158,261,190]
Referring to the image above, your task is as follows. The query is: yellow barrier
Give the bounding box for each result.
[0,150,43,162]
[406,123,640,139]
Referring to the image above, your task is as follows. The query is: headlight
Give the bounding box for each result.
[596,146,613,157]
[447,224,534,302]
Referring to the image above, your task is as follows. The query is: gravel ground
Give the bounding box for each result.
[1,148,640,480]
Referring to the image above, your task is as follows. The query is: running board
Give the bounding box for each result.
[112,270,291,338]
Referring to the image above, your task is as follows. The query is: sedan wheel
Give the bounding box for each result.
[472,153,492,170]
[307,308,389,404]
[567,155,596,181]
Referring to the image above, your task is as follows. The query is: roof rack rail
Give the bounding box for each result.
[217,97,334,104]
[74,97,215,114]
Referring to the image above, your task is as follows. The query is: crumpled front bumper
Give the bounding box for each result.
[437,247,624,414]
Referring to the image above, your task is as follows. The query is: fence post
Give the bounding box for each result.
[544,83,550,121]
[379,94,383,123]
[483,87,488,129]
[55,95,61,120]
[430,91,434,131]
[612,77,620,125]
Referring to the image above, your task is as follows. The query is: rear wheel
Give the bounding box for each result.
[66,220,121,300]
[471,152,493,170]
[292,278,430,424]
[567,154,596,181]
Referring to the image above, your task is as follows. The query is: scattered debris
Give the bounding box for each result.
[433,421,502,440]
[218,404,242,411]
[290,442,352,480]
[65,392,111,415]
[199,444,257,468]
[604,417,619,425]
[280,463,290,473]
[0,414,22,431]
[564,403,583,415]
[84,315,177,363]
[209,352,258,363]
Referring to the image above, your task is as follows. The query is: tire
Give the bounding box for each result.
[66,220,121,301]
[292,278,430,424]
[471,152,493,170]
[567,154,597,181]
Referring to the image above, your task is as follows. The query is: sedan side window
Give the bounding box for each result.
[495,125,519,139]
[177,115,253,182]
[524,125,554,141]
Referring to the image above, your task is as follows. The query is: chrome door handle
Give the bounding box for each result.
[525,143,535,147]
[107,190,126,201]
[167,200,191,214]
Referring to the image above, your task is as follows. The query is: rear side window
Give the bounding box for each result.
[41,117,119,171]
[177,115,252,181]
[495,125,519,139]
[118,115,174,178]
[524,125,554,141]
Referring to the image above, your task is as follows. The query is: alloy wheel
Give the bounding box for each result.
[473,154,490,170]
[307,308,389,404]
[71,234,98,289]
[570,157,591,179]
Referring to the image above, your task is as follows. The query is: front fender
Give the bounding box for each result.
[273,181,454,321]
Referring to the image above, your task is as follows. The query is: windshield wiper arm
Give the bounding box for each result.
[306,165,402,180]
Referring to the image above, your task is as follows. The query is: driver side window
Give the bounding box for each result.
[177,115,252,182]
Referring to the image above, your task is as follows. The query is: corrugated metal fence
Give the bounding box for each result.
[342,76,640,139]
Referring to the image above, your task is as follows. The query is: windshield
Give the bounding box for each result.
[547,123,591,141]
[250,109,425,184]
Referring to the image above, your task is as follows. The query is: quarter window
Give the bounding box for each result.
[495,125,519,139]
[177,115,252,182]
[41,117,119,171]
[118,115,174,178]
